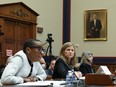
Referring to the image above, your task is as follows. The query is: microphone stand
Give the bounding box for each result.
[59,58,85,86]
[86,59,99,69]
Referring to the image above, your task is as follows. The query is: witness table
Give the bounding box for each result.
[0,79,115,87]
[17,80,115,87]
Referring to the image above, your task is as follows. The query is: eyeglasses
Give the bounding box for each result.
[29,46,44,53]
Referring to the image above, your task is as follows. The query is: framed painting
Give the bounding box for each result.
[84,9,107,41]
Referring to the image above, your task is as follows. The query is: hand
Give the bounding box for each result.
[23,76,38,82]
[95,29,98,31]
[74,71,82,78]
[92,27,94,30]
[28,76,38,82]
[23,77,31,82]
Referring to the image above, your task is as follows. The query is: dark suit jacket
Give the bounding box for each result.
[90,19,102,38]
[79,63,94,76]
[90,19,102,30]
[52,58,78,79]
[46,69,53,75]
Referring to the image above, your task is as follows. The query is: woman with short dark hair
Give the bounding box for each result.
[1,39,47,85]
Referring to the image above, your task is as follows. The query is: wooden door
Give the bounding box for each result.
[0,2,38,65]
[0,19,34,65]
[16,21,34,51]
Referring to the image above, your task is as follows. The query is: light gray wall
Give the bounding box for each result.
[0,0,116,57]
[0,0,63,56]
[71,0,116,56]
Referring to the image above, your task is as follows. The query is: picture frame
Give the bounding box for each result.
[84,9,107,41]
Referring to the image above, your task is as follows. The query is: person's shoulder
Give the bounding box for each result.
[97,19,101,21]
[56,58,64,62]
[13,50,27,60]
[80,63,92,68]
[34,62,41,65]
[80,63,88,67]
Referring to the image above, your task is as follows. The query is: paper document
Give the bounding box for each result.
[96,66,112,75]
[18,81,66,86]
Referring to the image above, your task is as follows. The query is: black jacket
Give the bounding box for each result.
[52,58,78,79]
[79,63,94,76]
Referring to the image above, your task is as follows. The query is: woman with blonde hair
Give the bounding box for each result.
[52,42,82,79]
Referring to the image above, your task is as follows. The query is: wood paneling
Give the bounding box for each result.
[93,57,116,74]
[0,2,39,65]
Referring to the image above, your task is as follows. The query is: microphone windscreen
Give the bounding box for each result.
[75,44,79,48]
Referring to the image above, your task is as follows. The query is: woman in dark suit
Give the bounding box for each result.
[52,42,82,79]
[79,51,94,76]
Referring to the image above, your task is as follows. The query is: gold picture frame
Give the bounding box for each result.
[84,9,107,41]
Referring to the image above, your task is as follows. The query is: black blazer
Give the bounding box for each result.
[79,63,94,76]
[90,19,102,30]
[46,69,53,75]
[52,58,78,79]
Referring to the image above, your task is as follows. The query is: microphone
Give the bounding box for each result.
[57,58,80,81]
[75,44,79,48]
[61,59,79,80]
[86,59,99,69]
[60,58,84,86]
[69,68,79,80]
[86,59,92,63]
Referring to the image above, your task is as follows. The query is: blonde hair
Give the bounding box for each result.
[59,42,77,67]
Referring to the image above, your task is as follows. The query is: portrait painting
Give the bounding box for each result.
[84,9,107,41]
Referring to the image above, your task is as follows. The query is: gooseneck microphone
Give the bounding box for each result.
[60,58,85,86]
[86,59,91,63]
[61,58,79,80]
[69,68,79,80]
[86,59,99,68]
